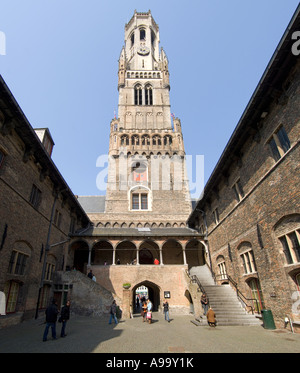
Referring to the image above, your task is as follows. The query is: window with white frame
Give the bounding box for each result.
[279,229,300,265]
[130,186,151,211]
[240,249,257,274]
[132,193,148,210]
[217,260,227,280]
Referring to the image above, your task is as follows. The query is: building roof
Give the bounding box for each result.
[71,225,203,239]
[188,3,300,224]
[77,195,106,213]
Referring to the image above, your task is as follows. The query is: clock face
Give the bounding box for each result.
[137,46,150,56]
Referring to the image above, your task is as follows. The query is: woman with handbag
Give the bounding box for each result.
[141,300,147,322]
[146,299,152,324]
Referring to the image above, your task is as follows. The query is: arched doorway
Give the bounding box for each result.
[132,281,161,312]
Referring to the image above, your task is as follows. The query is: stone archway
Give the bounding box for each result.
[139,240,160,264]
[162,239,183,264]
[185,239,206,268]
[93,240,113,265]
[132,280,161,312]
[115,240,136,265]
[70,240,91,273]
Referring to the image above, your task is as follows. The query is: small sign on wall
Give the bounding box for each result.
[164,291,170,299]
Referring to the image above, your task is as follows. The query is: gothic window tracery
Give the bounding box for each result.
[131,135,140,146]
[145,84,153,105]
[164,135,172,146]
[153,135,161,146]
[121,135,129,146]
[142,135,150,146]
[134,84,142,105]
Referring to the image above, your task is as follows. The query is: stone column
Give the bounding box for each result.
[182,247,187,265]
[112,245,116,265]
[122,288,131,319]
[87,243,92,267]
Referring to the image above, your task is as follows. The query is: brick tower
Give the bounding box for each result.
[103,10,192,226]
[75,11,205,316]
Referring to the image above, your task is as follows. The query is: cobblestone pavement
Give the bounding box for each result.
[1,312,300,353]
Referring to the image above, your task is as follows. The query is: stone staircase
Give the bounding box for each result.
[55,270,117,317]
[190,266,262,326]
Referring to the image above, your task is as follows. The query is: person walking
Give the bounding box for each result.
[43,299,59,341]
[141,300,147,322]
[60,300,70,337]
[109,300,118,324]
[201,292,209,315]
[146,299,153,324]
[163,300,170,322]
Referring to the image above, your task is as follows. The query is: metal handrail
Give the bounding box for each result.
[190,274,206,294]
[215,274,260,315]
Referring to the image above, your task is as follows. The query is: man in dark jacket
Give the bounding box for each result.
[163,300,170,322]
[60,300,70,337]
[43,299,59,341]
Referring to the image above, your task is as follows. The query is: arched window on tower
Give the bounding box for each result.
[151,29,155,47]
[145,84,153,105]
[153,135,161,146]
[142,135,150,146]
[164,135,172,146]
[140,28,146,41]
[134,84,143,105]
[131,135,140,146]
[130,32,134,47]
[121,135,129,146]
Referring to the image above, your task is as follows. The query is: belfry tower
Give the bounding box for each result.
[75,11,205,317]
[104,10,192,226]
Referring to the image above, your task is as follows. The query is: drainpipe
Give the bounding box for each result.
[35,192,58,319]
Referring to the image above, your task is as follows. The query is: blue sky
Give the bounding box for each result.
[0,0,299,198]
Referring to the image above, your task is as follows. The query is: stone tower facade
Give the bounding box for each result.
[73,11,205,317]
[102,10,192,227]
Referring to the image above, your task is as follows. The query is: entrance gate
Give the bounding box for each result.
[132,281,160,312]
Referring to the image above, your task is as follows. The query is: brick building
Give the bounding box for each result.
[1,6,299,330]
[0,76,90,325]
[188,5,300,330]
